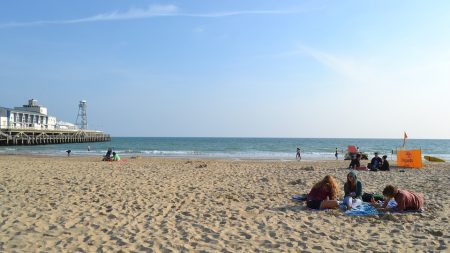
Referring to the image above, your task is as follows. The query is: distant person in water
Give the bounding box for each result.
[66,149,71,157]
[112,152,121,161]
[335,148,339,160]
[296,148,301,160]
[306,175,339,210]
[87,146,90,152]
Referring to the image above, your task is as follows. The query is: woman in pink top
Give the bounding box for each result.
[380,185,424,211]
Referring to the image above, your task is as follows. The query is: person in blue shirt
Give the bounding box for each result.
[368,152,382,171]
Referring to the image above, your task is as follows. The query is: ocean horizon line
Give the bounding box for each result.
[109,136,450,140]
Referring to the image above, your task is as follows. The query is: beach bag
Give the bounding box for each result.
[362,193,384,202]
[362,193,374,202]
[373,194,384,201]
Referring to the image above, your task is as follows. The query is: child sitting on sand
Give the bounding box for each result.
[378,185,424,212]
[306,175,339,210]
[343,171,363,210]
[112,152,121,161]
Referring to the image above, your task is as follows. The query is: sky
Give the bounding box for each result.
[1,0,450,138]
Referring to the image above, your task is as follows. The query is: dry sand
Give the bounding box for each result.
[1,155,449,252]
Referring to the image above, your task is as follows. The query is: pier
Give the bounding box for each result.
[0,128,111,146]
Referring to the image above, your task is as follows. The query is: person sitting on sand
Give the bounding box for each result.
[306,175,339,210]
[368,152,382,171]
[380,155,389,171]
[103,148,112,161]
[378,185,424,212]
[348,153,361,169]
[112,152,121,161]
[343,171,363,210]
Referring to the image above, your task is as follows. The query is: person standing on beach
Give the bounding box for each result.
[335,148,339,160]
[66,149,71,157]
[296,148,301,160]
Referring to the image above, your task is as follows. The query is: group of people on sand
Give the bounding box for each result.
[306,172,424,212]
[349,152,389,171]
[66,147,120,161]
[102,148,120,161]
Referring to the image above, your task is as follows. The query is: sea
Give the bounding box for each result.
[1,137,450,161]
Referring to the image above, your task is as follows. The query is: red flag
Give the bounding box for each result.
[403,132,408,147]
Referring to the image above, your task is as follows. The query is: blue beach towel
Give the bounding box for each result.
[341,202,380,216]
[342,200,398,216]
[291,195,308,202]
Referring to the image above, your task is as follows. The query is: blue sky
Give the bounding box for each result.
[1,1,450,138]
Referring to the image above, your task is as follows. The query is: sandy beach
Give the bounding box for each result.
[0,155,449,252]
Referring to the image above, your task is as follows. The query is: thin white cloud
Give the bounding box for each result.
[287,45,377,85]
[193,26,205,33]
[0,5,302,28]
[295,44,450,91]
[283,44,450,138]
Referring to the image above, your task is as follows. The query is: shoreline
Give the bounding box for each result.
[0,152,438,165]
[0,153,381,163]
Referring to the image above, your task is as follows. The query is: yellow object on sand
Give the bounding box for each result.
[424,155,445,162]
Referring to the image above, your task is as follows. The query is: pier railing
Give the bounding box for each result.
[0,128,111,146]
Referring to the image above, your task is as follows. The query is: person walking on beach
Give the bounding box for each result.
[335,148,339,160]
[296,147,301,161]
[66,149,71,157]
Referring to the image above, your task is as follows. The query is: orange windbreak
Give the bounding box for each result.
[397,149,422,168]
